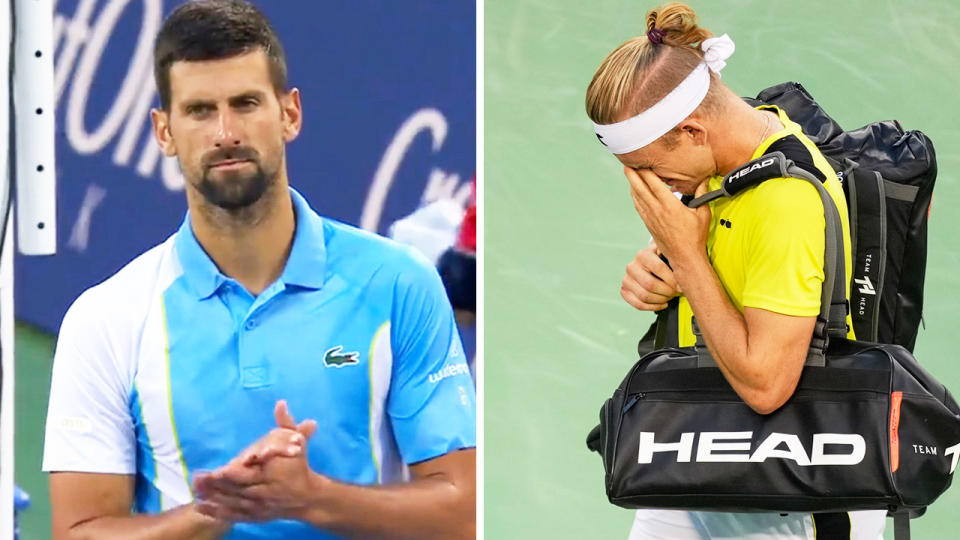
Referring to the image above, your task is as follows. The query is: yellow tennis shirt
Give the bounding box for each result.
[676,105,855,346]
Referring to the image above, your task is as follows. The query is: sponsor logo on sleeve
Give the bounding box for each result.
[57,416,92,433]
[429,362,471,384]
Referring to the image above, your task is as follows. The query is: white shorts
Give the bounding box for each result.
[628,509,887,540]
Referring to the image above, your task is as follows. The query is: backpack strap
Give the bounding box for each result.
[893,511,911,540]
[845,167,886,343]
[638,261,682,357]
[689,150,848,366]
[637,308,678,358]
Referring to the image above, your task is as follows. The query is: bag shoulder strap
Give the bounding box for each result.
[688,135,826,205]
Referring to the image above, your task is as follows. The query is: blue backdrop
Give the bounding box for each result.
[16,0,476,353]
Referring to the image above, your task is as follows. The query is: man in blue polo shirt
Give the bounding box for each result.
[41,1,476,539]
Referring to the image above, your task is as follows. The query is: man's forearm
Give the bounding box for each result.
[672,254,760,395]
[66,504,230,540]
[297,470,475,540]
[674,250,814,413]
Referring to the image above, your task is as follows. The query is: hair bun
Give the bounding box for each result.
[645,2,712,50]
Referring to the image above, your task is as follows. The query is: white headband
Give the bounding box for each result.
[593,34,736,155]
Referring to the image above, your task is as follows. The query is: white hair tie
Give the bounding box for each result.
[593,33,736,155]
[702,34,735,73]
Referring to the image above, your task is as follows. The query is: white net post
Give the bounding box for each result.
[13,0,56,255]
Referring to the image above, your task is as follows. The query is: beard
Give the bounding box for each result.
[194,146,277,210]
[198,164,271,210]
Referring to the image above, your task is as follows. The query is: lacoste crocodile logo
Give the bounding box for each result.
[323,345,360,367]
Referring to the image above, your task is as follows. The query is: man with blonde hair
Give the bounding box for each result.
[586,3,885,538]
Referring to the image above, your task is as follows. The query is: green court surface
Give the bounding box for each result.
[15,323,55,540]
[485,1,960,538]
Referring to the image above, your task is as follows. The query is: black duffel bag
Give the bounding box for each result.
[586,153,960,535]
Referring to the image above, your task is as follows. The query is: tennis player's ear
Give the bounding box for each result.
[150,108,178,157]
[279,88,303,142]
[678,119,708,146]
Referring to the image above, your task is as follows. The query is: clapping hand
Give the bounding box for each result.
[193,400,321,522]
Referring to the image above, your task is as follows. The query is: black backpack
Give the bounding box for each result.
[638,82,937,354]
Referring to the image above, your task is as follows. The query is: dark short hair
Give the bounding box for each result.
[153,0,288,110]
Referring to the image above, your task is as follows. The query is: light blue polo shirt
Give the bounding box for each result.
[43,188,476,539]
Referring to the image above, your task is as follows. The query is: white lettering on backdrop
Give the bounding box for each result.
[361,108,472,232]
